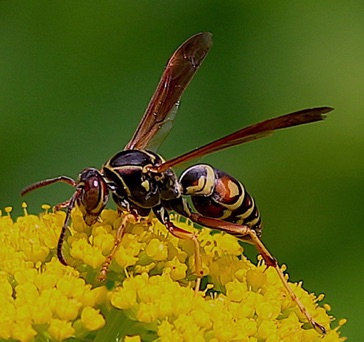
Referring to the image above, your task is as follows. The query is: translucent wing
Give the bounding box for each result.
[124,32,212,151]
[155,107,333,172]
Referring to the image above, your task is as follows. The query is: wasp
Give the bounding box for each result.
[22,32,332,334]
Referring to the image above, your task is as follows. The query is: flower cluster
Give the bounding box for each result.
[0,204,346,341]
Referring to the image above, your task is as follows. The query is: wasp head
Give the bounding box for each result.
[76,168,109,225]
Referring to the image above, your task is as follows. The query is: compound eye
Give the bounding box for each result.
[76,170,109,225]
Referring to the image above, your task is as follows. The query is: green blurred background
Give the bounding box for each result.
[1,1,363,339]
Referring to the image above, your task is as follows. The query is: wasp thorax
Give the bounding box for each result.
[157,168,181,200]
[102,150,181,210]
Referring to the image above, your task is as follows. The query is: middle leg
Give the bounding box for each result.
[153,204,202,294]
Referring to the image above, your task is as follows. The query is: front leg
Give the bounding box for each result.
[98,209,139,281]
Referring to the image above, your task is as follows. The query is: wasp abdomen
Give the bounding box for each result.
[179,164,262,237]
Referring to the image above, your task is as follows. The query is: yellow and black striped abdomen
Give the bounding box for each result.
[179,164,262,238]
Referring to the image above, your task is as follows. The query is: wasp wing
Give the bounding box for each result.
[155,106,333,172]
[124,32,213,151]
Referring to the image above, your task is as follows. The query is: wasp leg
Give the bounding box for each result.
[54,199,72,211]
[53,199,73,265]
[56,189,82,266]
[98,211,138,281]
[153,205,202,295]
[188,213,326,335]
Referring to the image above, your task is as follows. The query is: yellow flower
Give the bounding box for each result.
[48,318,74,341]
[145,238,169,261]
[80,306,105,331]
[0,204,346,341]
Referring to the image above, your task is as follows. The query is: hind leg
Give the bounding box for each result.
[188,213,326,335]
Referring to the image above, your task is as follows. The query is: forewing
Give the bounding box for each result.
[125,32,213,151]
[155,106,333,172]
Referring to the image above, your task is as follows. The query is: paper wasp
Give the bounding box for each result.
[22,32,332,334]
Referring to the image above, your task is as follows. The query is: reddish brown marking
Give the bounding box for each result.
[215,176,240,204]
